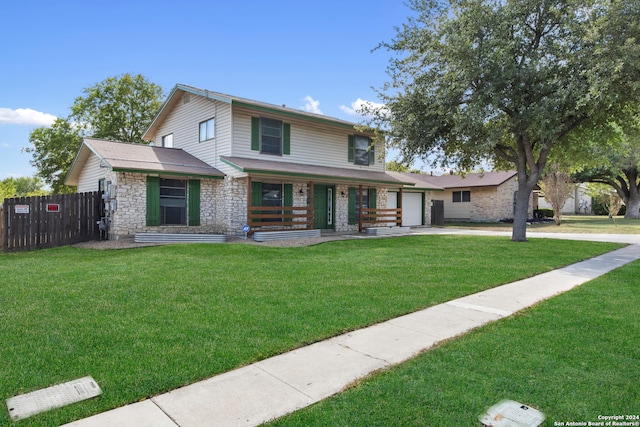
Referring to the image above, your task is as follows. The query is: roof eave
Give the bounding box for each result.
[111,167,225,180]
[64,139,112,186]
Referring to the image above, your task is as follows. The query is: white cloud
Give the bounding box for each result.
[0,108,57,127]
[302,96,323,115]
[1,142,9,148]
[339,98,388,118]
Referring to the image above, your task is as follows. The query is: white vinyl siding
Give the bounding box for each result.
[230,107,383,172]
[76,154,107,193]
[152,94,232,167]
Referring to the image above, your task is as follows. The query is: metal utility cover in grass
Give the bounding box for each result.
[479,400,545,427]
[6,376,102,421]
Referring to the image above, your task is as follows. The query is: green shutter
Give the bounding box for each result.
[251,181,262,223]
[251,181,262,206]
[251,117,260,151]
[348,187,357,225]
[348,135,354,163]
[284,183,293,219]
[369,139,375,165]
[188,180,200,226]
[146,176,160,226]
[368,188,377,221]
[283,123,291,155]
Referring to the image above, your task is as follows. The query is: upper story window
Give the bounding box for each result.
[354,136,371,165]
[261,117,283,155]
[251,117,291,155]
[162,133,173,148]
[348,135,375,166]
[452,190,471,202]
[199,118,215,142]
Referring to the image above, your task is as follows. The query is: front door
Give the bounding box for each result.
[313,184,334,229]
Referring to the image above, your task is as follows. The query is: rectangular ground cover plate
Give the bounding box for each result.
[6,376,102,421]
[479,399,545,427]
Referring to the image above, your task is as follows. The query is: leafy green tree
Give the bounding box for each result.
[572,114,640,218]
[386,160,423,174]
[25,74,164,193]
[370,0,640,241]
[0,176,48,199]
[25,118,82,194]
[70,73,164,143]
[0,179,17,201]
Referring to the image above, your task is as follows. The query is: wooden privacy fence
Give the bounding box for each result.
[431,199,444,225]
[2,192,102,252]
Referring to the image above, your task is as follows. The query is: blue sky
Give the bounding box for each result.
[0,0,416,181]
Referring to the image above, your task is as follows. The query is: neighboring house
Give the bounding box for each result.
[537,183,592,214]
[66,84,441,240]
[419,171,534,222]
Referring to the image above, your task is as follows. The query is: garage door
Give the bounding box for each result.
[402,193,423,226]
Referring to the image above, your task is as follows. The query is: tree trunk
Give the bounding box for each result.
[512,184,531,241]
[625,194,640,218]
[624,169,640,219]
[512,172,538,242]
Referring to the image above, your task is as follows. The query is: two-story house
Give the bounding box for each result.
[66,84,441,240]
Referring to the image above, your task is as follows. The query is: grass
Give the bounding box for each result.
[445,215,640,234]
[0,235,623,426]
[266,255,640,427]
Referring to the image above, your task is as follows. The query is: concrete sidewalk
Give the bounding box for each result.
[64,238,640,427]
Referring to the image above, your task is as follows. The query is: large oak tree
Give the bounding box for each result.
[572,113,640,218]
[371,0,640,241]
[25,74,163,193]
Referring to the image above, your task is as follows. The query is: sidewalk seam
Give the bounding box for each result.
[149,398,181,427]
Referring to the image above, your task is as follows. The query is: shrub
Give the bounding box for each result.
[534,208,554,218]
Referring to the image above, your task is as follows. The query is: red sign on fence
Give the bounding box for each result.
[46,204,60,212]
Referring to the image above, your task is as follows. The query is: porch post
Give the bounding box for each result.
[309,181,314,230]
[247,176,252,229]
[358,184,363,232]
[398,187,403,227]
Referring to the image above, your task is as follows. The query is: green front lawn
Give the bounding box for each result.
[445,215,640,234]
[0,236,622,425]
[267,254,640,426]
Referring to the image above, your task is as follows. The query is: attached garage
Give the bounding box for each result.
[388,191,424,226]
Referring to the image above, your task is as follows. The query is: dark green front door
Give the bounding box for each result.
[313,184,334,229]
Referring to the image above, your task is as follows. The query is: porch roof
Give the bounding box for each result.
[66,138,225,185]
[220,156,414,187]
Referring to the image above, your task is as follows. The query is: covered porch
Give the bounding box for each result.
[220,156,414,238]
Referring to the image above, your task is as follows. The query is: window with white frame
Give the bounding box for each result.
[162,133,173,148]
[199,118,215,142]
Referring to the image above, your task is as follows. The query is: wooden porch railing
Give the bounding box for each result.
[359,207,402,231]
[247,205,313,235]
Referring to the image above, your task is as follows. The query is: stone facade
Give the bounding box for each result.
[105,172,432,238]
[107,172,226,239]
